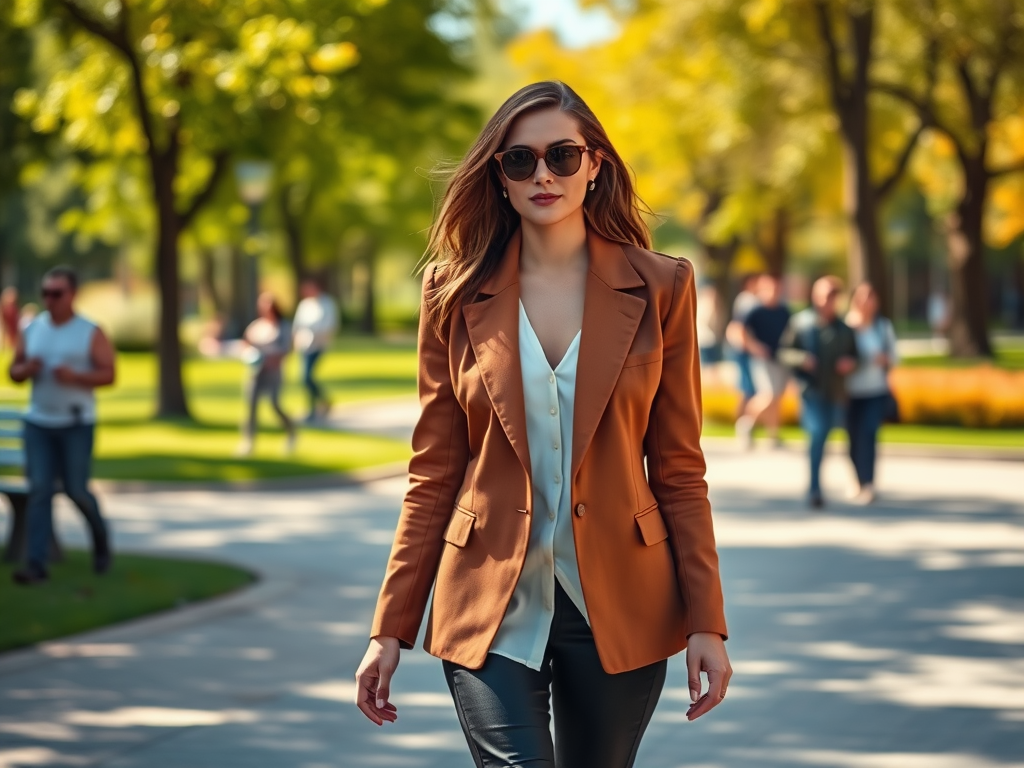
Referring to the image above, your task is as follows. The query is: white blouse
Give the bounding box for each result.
[847,317,898,398]
[488,300,589,670]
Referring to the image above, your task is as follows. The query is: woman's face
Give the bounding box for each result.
[258,295,275,320]
[859,289,878,317]
[497,107,601,230]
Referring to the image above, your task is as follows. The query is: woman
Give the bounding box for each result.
[238,292,295,455]
[844,282,898,504]
[355,82,731,767]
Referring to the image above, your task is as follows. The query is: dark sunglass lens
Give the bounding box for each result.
[42,289,64,299]
[501,150,535,181]
[546,145,583,176]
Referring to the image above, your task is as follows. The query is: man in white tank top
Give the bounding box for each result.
[9,266,116,585]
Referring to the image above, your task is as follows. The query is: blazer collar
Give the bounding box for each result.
[478,227,645,296]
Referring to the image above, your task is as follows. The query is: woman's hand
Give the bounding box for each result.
[685,632,732,721]
[354,637,400,726]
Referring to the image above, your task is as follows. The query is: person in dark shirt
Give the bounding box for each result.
[735,274,791,448]
[778,276,858,509]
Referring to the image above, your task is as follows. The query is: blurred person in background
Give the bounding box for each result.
[292,278,338,422]
[735,274,791,448]
[844,282,898,505]
[696,282,723,385]
[725,273,760,419]
[355,81,731,766]
[238,292,295,456]
[779,276,858,509]
[1,287,19,350]
[8,266,115,585]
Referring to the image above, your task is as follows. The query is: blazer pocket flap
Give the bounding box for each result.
[635,505,669,546]
[443,506,476,548]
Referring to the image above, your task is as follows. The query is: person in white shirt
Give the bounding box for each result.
[9,266,116,585]
[845,282,898,504]
[292,279,338,422]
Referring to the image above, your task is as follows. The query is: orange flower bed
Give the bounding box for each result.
[888,367,1024,428]
[701,367,1024,428]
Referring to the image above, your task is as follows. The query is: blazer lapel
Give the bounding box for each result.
[462,230,532,478]
[572,232,646,480]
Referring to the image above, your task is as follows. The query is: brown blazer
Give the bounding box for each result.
[370,228,727,674]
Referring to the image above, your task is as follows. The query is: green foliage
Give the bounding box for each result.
[0,339,417,481]
[0,549,254,652]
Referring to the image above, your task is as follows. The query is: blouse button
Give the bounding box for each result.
[575,503,586,517]
[550,407,557,416]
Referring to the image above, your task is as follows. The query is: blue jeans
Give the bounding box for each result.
[733,350,755,400]
[800,393,846,496]
[301,349,326,413]
[24,422,108,570]
[847,394,887,486]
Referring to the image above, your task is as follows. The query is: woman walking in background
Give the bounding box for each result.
[355,81,730,768]
[845,282,898,504]
[238,292,295,456]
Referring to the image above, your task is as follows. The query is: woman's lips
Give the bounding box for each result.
[530,194,561,206]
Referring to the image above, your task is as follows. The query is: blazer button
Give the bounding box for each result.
[575,503,586,517]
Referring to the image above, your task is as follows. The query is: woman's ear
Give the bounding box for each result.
[589,149,604,181]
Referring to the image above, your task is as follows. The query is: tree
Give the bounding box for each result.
[12,0,360,416]
[506,3,832,321]
[878,0,1024,356]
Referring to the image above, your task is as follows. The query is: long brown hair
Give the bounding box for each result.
[423,81,652,336]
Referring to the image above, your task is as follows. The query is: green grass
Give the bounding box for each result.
[0,549,254,652]
[0,336,417,483]
[2,332,1019,484]
[899,338,1024,370]
[701,422,1024,448]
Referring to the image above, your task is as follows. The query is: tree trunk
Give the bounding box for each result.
[841,139,889,306]
[359,236,378,335]
[759,207,789,277]
[198,248,224,315]
[280,185,307,308]
[814,3,891,312]
[945,156,993,357]
[703,239,738,343]
[153,157,190,418]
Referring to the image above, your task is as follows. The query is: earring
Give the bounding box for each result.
[502,187,508,198]
[588,180,596,191]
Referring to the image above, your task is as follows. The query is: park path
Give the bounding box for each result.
[1,400,1022,768]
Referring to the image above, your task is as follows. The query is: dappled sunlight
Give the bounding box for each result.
[293,680,357,702]
[62,706,258,728]
[922,602,1024,644]
[800,642,898,662]
[40,644,137,659]
[797,653,1024,710]
[0,721,78,741]
[729,748,1019,767]
[371,730,465,751]
[317,622,365,637]
[715,513,1024,561]
[0,748,90,768]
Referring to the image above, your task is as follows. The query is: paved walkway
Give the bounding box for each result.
[1,406,1022,767]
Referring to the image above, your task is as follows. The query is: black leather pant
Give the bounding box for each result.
[443,582,667,768]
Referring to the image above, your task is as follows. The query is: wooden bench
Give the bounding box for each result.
[0,409,63,564]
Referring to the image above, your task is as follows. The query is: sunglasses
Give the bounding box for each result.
[494,144,591,182]
[41,288,66,300]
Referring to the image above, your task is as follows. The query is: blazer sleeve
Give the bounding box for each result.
[643,259,728,639]
[370,266,471,648]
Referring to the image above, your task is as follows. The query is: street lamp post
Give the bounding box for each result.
[234,160,274,326]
